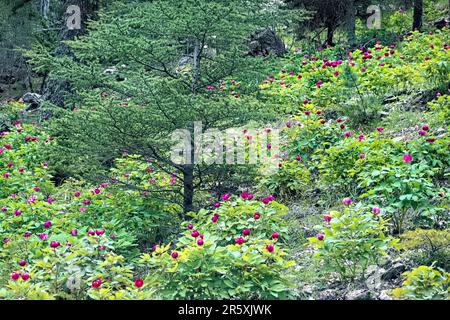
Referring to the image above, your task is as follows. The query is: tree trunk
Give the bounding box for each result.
[183,164,194,214]
[412,0,423,31]
[40,0,50,19]
[42,0,100,107]
[345,0,356,46]
[326,22,334,47]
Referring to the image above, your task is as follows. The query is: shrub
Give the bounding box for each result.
[140,196,296,299]
[391,265,450,300]
[399,229,450,271]
[308,202,397,280]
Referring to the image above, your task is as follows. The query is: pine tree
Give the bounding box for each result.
[31,0,284,214]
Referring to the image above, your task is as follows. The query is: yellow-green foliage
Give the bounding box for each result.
[392,266,450,300]
[399,229,450,269]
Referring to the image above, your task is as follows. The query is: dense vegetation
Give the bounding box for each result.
[0,0,449,300]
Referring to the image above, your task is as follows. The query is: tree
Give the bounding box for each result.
[412,0,423,31]
[31,0,283,214]
[285,0,364,47]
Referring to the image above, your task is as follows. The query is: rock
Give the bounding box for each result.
[345,289,371,300]
[21,92,41,110]
[434,18,449,29]
[249,28,286,57]
[378,290,393,300]
[317,289,339,300]
[365,267,385,291]
[103,67,118,75]
[381,263,406,281]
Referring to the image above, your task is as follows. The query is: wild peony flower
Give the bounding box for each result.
[324,215,332,222]
[21,273,29,281]
[220,193,231,201]
[403,154,413,163]
[50,241,60,248]
[266,244,275,252]
[171,251,179,259]
[316,233,324,241]
[39,233,49,240]
[418,130,426,136]
[43,220,52,229]
[254,212,261,220]
[342,197,352,206]
[235,237,245,245]
[70,229,78,236]
[272,232,279,239]
[135,279,144,288]
[360,153,366,159]
[47,197,55,203]
[372,206,381,214]
[191,230,200,238]
[376,127,384,132]
[242,228,250,236]
[14,209,22,216]
[422,124,429,131]
[197,239,204,246]
[343,131,352,138]
[92,279,102,288]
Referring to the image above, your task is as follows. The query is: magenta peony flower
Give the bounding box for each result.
[403,154,413,163]
[418,130,426,136]
[324,215,332,222]
[39,233,49,240]
[316,233,324,241]
[342,197,352,206]
[343,131,352,138]
[43,220,52,229]
[171,251,179,259]
[220,193,231,201]
[242,228,250,236]
[266,244,275,252]
[235,237,245,245]
[360,153,366,159]
[372,206,381,214]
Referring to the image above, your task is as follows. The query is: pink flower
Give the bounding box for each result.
[11,272,20,281]
[95,229,105,236]
[372,206,381,214]
[171,251,179,259]
[14,209,22,216]
[342,197,352,206]
[197,239,204,246]
[21,273,29,281]
[34,186,41,192]
[3,172,10,178]
[70,229,78,236]
[39,233,49,240]
[1,206,7,212]
[358,135,365,142]
[418,130,426,136]
[266,244,275,252]
[47,197,55,203]
[242,228,250,236]
[316,233,324,241]
[422,124,429,131]
[220,193,231,201]
[235,237,245,245]
[191,230,200,238]
[43,220,52,229]
[213,202,220,208]
[403,154,413,163]
[343,131,352,138]
[79,207,86,212]
[376,127,384,132]
[254,212,261,220]
[211,215,218,223]
[324,215,332,222]
[272,232,279,239]
[187,224,194,230]
[74,191,81,197]
[360,153,366,159]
